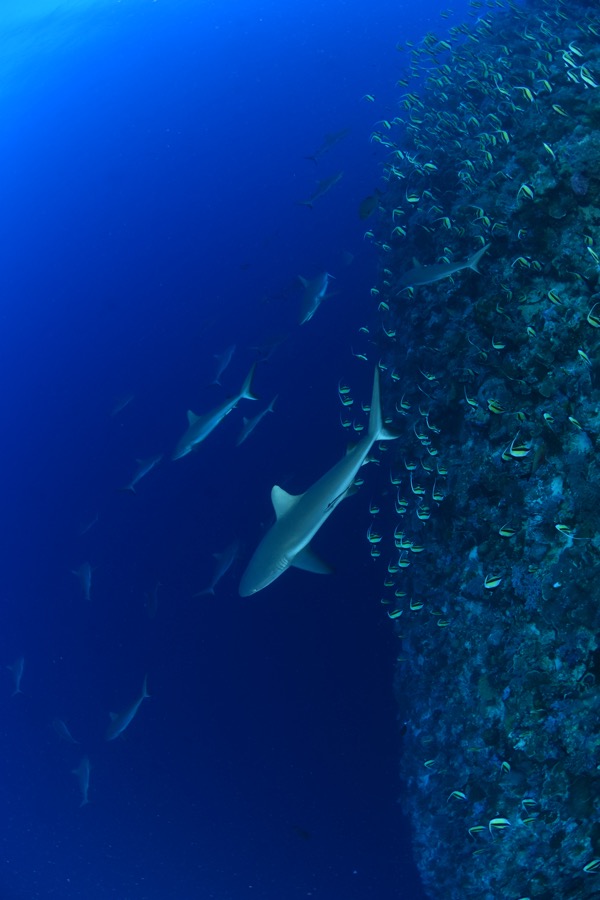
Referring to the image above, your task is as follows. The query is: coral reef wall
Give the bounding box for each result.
[368,0,600,896]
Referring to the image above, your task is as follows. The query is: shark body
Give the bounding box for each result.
[172,365,257,460]
[237,395,278,446]
[72,756,91,807]
[195,539,241,597]
[297,171,343,209]
[211,344,236,386]
[239,369,396,596]
[71,562,92,602]
[305,128,350,164]
[53,717,79,744]
[120,453,163,494]
[298,272,332,325]
[396,242,490,290]
[105,675,149,741]
[7,656,24,696]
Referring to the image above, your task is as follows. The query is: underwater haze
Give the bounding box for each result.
[0,0,476,898]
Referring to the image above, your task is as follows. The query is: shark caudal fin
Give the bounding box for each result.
[239,364,259,402]
[368,369,399,442]
[468,242,491,274]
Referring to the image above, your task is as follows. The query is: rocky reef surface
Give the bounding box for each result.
[367,0,600,896]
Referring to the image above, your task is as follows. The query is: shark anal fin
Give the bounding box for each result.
[292,545,333,575]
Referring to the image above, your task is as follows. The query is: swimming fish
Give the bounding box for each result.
[396,243,490,290]
[105,675,150,741]
[251,333,288,364]
[110,393,134,417]
[72,756,91,807]
[297,172,344,209]
[79,512,99,535]
[239,369,397,596]
[71,562,93,603]
[298,272,332,325]
[172,365,258,460]
[211,344,236,386]
[305,128,350,164]
[7,656,24,696]
[236,395,278,446]
[120,453,163,494]
[52,717,79,744]
[194,539,241,597]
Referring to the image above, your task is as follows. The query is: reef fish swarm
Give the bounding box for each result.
[366,0,600,896]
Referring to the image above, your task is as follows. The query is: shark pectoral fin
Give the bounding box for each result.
[271,485,302,519]
[292,545,333,575]
[412,257,421,268]
[468,242,491,273]
[379,426,400,441]
[186,410,201,426]
[298,275,308,287]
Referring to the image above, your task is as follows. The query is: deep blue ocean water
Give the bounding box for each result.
[0,1,470,897]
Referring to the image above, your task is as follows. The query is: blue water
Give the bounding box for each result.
[0,1,469,897]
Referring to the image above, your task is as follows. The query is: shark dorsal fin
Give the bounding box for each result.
[271,485,301,519]
[187,410,200,426]
[412,258,421,268]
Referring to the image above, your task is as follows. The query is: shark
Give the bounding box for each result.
[396,242,491,290]
[52,717,79,744]
[211,344,236,386]
[298,272,332,325]
[72,756,91,807]
[71,562,93,602]
[239,369,397,596]
[194,539,241,597]
[172,364,258,460]
[120,453,163,494]
[236,395,278,446]
[105,675,149,741]
[7,656,24,696]
[110,392,134,417]
[305,128,350,164]
[297,171,343,209]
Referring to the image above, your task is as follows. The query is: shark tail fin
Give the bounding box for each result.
[468,242,491,273]
[368,368,399,442]
[240,364,259,402]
